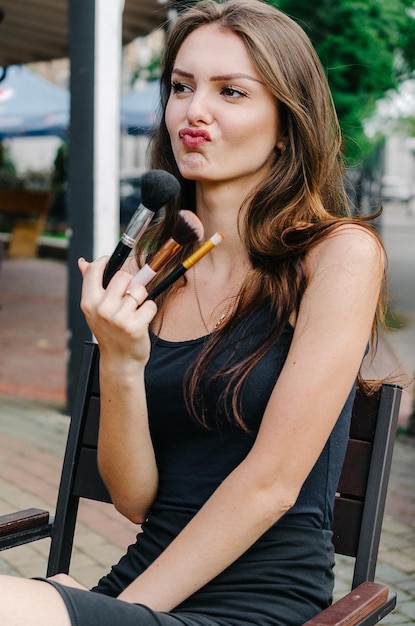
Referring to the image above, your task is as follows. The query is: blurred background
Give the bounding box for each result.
[0,2,414,622]
[0,0,414,416]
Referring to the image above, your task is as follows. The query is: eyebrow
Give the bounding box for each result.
[172,68,264,85]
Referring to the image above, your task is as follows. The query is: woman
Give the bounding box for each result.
[0,1,385,624]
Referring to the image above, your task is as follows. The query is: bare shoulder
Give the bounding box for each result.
[307,223,385,278]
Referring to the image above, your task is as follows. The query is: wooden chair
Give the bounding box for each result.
[0,341,402,625]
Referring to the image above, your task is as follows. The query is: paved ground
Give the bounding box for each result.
[0,201,414,623]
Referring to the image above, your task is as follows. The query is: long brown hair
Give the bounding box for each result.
[138,0,386,429]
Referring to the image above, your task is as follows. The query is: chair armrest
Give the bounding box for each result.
[0,508,50,536]
[0,508,52,550]
[303,582,391,626]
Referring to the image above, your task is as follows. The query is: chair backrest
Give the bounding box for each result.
[47,341,402,585]
[47,341,107,575]
[333,382,401,588]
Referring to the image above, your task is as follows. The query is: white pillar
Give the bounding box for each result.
[67,0,125,411]
[93,0,125,257]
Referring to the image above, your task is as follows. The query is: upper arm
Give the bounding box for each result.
[246,224,385,499]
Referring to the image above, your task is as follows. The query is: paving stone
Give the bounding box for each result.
[398,600,415,620]
[381,551,415,574]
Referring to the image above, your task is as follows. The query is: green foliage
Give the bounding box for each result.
[266,0,415,161]
[48,140,68,228]
[51,141,68,191]
[395,115,415,137]
[0,141,16,176]
[130,48,162,86]
[0,141,21,188]
[0,142,52,189]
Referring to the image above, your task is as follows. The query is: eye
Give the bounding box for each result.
[171,81,192,95]
[220,85,248,99]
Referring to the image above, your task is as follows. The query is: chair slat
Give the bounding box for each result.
[82,396,100,447]
[333,498,363,556]
[349,389,379,441]
[337,440,372,498]
[91,355,100,394]
[73,448,111,503]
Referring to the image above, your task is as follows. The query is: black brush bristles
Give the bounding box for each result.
[172,210,204,246]
[140,210,204,275]
[140,169,181,212]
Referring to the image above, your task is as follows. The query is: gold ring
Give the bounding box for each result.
[124,290,140,307]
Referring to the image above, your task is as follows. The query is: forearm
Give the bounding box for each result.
[98,357,158,523]
[117,459,294,609]
[77,257,159,521]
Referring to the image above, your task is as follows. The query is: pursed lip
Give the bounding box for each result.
[179,127,212,147]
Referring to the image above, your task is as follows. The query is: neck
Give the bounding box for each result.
[194,182,249,257]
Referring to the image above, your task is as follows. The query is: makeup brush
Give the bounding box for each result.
[146,232,225,301]
[102,169,180,288]
[128,210,204,288]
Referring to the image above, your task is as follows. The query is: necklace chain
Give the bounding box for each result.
[193,266,233,334]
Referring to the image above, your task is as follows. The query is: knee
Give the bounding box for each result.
[48,573,88,591]
[48,573,74,586]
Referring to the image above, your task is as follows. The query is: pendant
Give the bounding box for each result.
[213,313,227,329]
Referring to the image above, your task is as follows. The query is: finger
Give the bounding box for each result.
[122,286,158,326]
[139,299,158,325]
[124,290,141,308]
[80,256,110,290]
[78,257,89,276]
[122,285,148,309]
[79,257,111,316]
[122,255,139,275]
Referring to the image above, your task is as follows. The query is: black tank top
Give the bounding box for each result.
[145,302,354,530]
[89,303,354,616]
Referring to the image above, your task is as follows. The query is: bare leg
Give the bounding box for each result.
[0,576,72,626]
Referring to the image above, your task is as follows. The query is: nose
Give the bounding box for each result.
[186,89,214,126]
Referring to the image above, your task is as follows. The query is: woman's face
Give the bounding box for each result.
[165,24,281,190]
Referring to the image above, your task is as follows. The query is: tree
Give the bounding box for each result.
[0,142,20,188]
[268,0,415,162]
